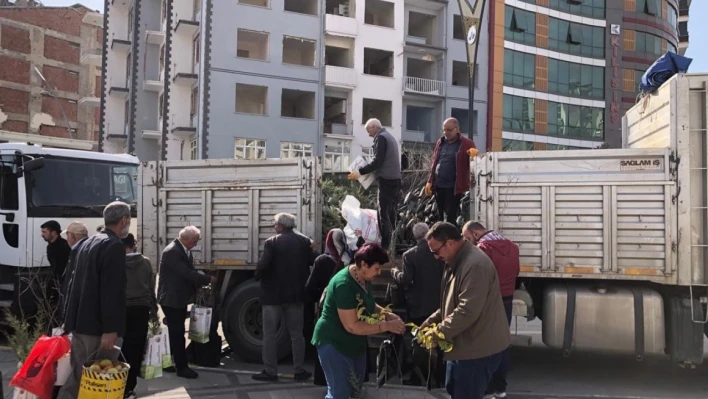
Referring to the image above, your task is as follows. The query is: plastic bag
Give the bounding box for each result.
[10,335,71,399]
[189,305,213,344]
[341,195,379,248]
[139,331,164,380]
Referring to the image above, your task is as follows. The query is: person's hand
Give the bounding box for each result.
[347,170,361,180]
[423,328,438,348]
[424,183,433,197]
[100,332,118,350]
[311,240,319,250]
[385,312,402,323]
[210,276,217,285]
[382,319,405,335]
[467,148,479,157]
[354,228,363,238]
[419,319,431,330]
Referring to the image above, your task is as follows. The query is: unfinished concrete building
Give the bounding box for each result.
[0,3,103,150]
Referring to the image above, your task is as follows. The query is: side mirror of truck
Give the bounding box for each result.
[21,157,45,173]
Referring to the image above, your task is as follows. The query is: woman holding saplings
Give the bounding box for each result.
[311,243,405,399]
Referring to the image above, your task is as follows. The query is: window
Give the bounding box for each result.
[548,17,604,58]
[545,0,606,19]
[280,142,313,158]
[0,154,19,210]
[234,138,266,160]
[282,36,316,67]
[453,14,465,40]
[547,143,583,150]
[128,8,133,36]
[637,0,658,16]
[361,98,392,126]
[161,0,166,25]
[504,7,536,46]
[452,61,470,87]
[125,53,131,85]
[635,69,644,92]
[363,48,394,77]
[547,101,604,140]
[503,94,535,133]
[635,31,666,56]
[189,138,198,160]
[667,3,678,30]
[159,45,165,78]
[237,29,269,61]
[281,89,315,119]
[158,93,164,120]
[193,35,200,69]
[364,0,395,28]
[502,139,534,151]
[190,86,198,119]
[324,140,351,172]
[451,108,478,136]
[503,49,535,89]
[284,0,317,15]
[362,147,374,162]
[668,41,676,54]
[235,83,267,115]
[239,0,269,7]
[193,0,201,16]
[548,58,604,98]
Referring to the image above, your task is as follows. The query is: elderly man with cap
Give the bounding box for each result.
[63,221,89,248]
[424,118,478,225]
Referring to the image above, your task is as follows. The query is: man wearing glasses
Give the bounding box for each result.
[424,118,478,225]
[420,222,510,399]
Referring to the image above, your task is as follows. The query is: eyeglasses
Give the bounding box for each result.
[430,240,448,255]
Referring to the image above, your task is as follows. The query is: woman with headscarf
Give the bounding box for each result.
[307,228,365,386]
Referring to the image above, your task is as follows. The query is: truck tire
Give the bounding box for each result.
[222,280,291,363]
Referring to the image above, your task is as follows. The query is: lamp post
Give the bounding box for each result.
[456,0,487,139]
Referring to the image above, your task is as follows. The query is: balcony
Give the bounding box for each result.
[405,10,443,48]
[108,84,129,99]
[403,130,426,142]
[325,14,357,37]
[143,78,163,92]
[173,72,198,85]
[111,38,131,52]
[403,76,445,96]
[80,49,102,66]
[325,122,353,136]
[146,30,165,45]
[111,0,131,9]
[106,125,127,142]
[172,126,197,138]
[82,11,103,27]
[175,19,199,35]
[78,96,100,107]
[325,65,356,88]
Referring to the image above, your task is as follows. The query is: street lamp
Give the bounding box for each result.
[457,0,487,140]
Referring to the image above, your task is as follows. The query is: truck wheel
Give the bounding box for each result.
[222,280,290,363]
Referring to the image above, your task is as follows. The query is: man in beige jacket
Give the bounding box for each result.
[421,222,510,399]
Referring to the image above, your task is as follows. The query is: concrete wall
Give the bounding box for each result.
[0,5,102,143]
[204,0,322,159]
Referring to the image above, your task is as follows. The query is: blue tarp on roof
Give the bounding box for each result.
[640,52,693,93]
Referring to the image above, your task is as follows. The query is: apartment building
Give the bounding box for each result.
[99,0,487,169]
[677,0,689,55]
[489,0,684,152]
[0,3,103,150]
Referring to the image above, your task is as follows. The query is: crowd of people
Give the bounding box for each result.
[34,116,518,399]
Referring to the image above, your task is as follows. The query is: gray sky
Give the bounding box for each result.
[41,0,103,11]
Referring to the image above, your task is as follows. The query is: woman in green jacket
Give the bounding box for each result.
[311,243,405,399]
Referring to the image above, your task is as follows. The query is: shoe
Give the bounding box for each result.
[293,370,312,381]
[252,370,278,382]
[163,366,176,373]
[123,391,136,399]
[483,395,496,399]
[177,367,199,379]
[495,393,507,398]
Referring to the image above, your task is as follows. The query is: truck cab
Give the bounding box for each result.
[0,143,139,315]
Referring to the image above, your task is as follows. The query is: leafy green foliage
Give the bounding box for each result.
[3,307,47,363]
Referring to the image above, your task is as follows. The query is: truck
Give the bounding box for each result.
[0,143,140,317]
[472,73,708,366]
[137,157,321,363]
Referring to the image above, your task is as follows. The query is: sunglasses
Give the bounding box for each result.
[430,240,448,255]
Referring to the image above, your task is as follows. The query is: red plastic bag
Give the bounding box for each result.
[10,335,71,399]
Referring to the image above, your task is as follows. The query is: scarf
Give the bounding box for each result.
[325,228,353,266]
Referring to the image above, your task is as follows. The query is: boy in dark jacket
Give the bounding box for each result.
[122,233,157,399]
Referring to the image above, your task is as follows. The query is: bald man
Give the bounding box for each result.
[425,118,478,225]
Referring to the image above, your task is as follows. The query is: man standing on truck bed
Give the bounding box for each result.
[421,222,510,399]
[253,212,317,382]
[424,118,478,225]
[58,201,131,399]
[347,118,402,252]
[158,226,216,379]
[463,221,520,399]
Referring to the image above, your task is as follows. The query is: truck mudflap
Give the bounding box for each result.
[542,284,666,358]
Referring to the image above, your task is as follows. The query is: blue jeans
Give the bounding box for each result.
[445,352,503,399]
[317,344,367,399]
[487,298,513,394]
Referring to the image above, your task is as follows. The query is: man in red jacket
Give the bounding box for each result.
[425,118,478,225]
[462,221,520,399]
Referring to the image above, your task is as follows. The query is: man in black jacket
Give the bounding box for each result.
[157,225,216,379]
[391,222,444,326]
[252,212,317,382]
[58,201,131,399]
[41,220,70,323]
